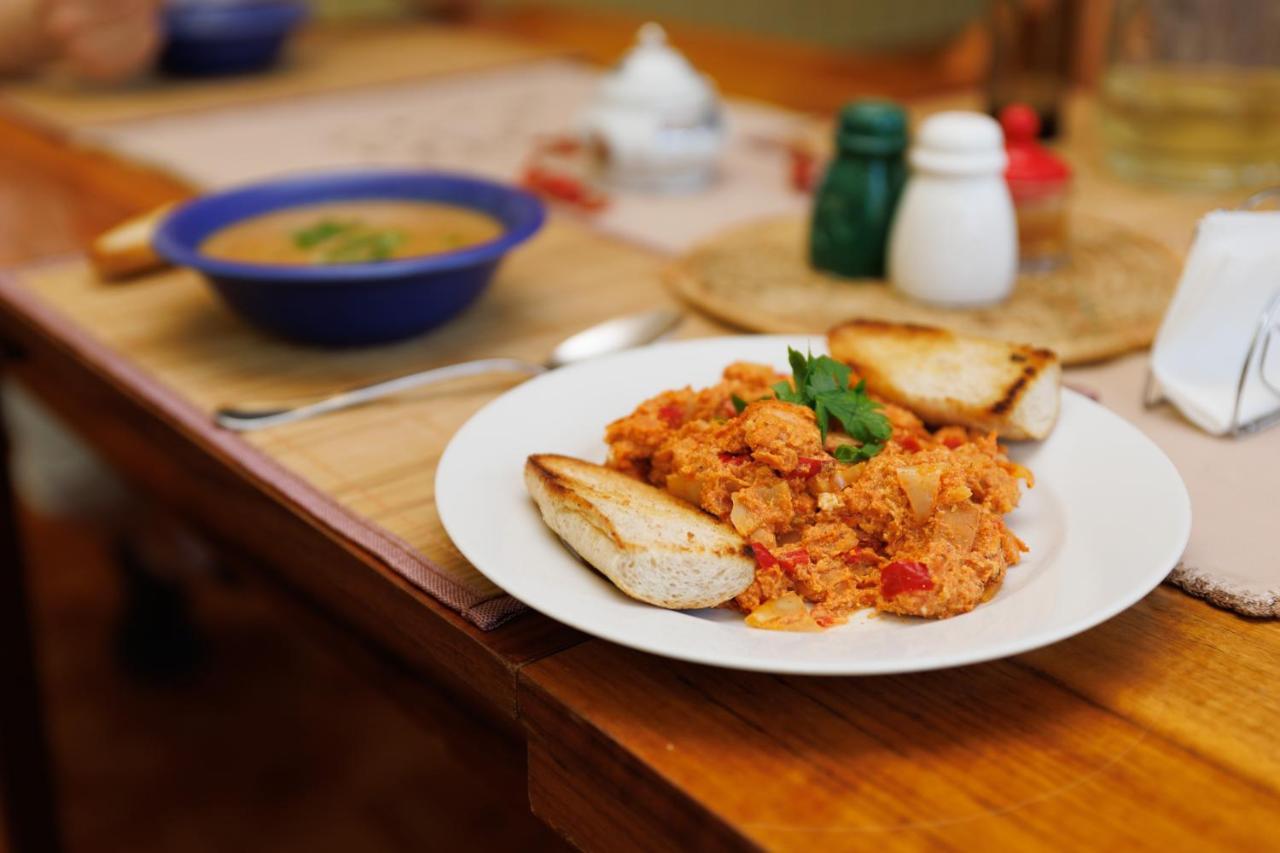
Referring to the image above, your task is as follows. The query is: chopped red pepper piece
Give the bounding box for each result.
[520,165,609,211]
[789,457,824,479]
[750,544,778,570]
[813,611,841,629]
[657,403,684,428]
[880,560,934,598]
[789,146,818,193]
[777,548,810,576]
[941,435,964,449]
[897,434,922,452]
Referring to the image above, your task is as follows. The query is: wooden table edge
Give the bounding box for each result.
[517,665,756,852]
[0,280,586,717]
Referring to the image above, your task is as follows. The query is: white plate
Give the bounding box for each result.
[437,336,1191,675]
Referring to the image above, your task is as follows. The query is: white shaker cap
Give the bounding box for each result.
[910,111,1008,175]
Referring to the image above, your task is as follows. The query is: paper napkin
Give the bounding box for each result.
[1151,210,1280,436]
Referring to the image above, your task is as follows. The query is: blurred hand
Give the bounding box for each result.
[41,0,162,83]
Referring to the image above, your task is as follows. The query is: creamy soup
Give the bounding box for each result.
[201,200,505,265]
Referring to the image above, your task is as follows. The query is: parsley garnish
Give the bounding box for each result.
[292,219,407,263]
[293,219,356,249]
[771,347,891,463]
[319,229,406,263]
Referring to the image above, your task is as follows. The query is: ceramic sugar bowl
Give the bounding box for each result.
[579,23,726,192]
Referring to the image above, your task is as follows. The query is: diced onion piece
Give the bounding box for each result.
[666,473,702,506]
[897,464,943,522]
[729,494,757,536]
[809,465,847,496]
[745,592,823,632]
[729,482,789,537]
[937,503,980,551]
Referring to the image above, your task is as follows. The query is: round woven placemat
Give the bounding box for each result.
[667,214,1180,364]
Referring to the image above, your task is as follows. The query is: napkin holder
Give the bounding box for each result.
[1144,188,1280,437]
[1144,289,1280,436]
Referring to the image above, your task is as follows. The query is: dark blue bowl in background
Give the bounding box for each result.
[160,0,308,77]
[152,170,546,346]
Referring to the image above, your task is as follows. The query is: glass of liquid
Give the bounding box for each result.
[1100,0,1280,190]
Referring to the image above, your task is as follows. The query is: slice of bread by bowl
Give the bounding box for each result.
[89,204,175,280]
[525,454,755,609]
[828,319,1061,440]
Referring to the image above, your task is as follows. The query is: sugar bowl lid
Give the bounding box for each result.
[594,23,718,124]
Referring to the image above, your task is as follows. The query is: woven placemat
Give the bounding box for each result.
[668,214,1181,364]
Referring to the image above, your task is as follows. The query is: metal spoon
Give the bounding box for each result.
[214,308,683,432]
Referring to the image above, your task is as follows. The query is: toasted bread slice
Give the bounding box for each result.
[89,204,174,280]
[525,454,755,609]
[828,320,1061,440]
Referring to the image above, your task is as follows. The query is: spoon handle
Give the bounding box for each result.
[215,357,544,432]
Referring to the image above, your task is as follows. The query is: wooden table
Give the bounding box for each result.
[2,24,1278,853]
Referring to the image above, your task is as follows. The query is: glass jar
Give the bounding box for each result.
[1099,0,1280,190]
[1000,104,1072,272]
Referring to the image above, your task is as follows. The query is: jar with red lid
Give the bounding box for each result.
[1000,104,1072,271]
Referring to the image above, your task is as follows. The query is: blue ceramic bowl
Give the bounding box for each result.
[160,0,307,77]
[153,170,546,346]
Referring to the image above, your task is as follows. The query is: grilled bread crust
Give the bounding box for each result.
[828,320,1061,440]
[525,454,755,609]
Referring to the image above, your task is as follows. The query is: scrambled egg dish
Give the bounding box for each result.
[605,362,1030,630]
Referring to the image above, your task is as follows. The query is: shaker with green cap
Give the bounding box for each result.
[809,99,908,279]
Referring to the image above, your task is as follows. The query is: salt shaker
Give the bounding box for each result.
[809,100,908,279]
[887,111,1017,305]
